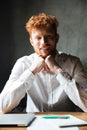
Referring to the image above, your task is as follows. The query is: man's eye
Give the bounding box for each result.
[36,37,41,40]
[47,36,54,40]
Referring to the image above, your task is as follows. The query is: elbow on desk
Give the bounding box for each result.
[0,110,6,114]
[0,107,12,114]
[0,109,11,114]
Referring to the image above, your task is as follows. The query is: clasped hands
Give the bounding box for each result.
[30,55,72,80]
[30,55,61,75]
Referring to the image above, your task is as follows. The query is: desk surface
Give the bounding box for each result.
[0,112,87,130]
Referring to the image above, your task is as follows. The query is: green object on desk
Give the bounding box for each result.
[42,115,70,119]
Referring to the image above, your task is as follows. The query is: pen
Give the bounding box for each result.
[42,115,70,119]
[59,123,87,128]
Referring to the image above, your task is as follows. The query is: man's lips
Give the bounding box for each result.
[40,47,50,50]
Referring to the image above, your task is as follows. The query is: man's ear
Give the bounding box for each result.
[55,33,59,43]
[30,38,33,46]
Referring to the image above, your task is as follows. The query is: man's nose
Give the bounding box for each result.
[41,37,47,44]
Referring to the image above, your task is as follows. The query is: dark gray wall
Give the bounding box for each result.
[0,0,14,90]
[0,0,87,92]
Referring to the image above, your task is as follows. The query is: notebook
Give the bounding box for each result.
[0,113,35,127]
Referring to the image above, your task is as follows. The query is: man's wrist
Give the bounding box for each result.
[55,68,62,74]
[56,68,72,80]
[60,70,72,80]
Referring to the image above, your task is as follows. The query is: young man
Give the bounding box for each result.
[0,13,87,113]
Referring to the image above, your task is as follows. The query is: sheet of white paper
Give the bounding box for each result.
[27,115,79,130]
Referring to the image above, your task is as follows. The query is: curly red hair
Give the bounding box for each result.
[26,13,59,35]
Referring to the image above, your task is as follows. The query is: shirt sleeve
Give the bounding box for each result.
[0,59,35,113]
[56,58,87,112]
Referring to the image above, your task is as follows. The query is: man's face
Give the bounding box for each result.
[30,28,58,58]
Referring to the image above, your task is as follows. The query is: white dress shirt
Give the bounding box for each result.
[0,52,87,113]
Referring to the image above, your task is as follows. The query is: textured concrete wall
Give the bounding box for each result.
[0,0,87,91]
